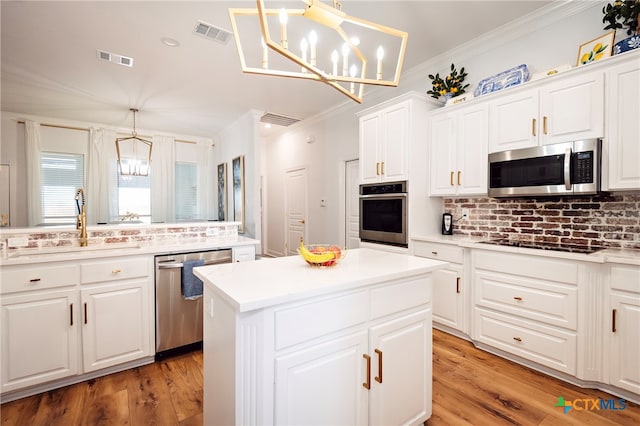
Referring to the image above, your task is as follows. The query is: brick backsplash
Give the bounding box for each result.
[444,193,640,250]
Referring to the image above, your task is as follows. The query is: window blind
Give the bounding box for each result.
[175,162,197,220]
[40,152,84,224]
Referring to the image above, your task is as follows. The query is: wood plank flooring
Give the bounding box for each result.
[2,329,638,425]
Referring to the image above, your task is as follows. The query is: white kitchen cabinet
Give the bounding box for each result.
[1,288,79,393]
[430,103,488,196]
[604,54,640,190]
[232,244,256,262]
[489,71,604,152]
[413,240,467,334]
[607,264,640,395]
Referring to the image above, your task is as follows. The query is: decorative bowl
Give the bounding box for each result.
[297,244,347,267]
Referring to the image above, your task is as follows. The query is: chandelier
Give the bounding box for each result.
[228,0,408,103]
[115,108,152,176]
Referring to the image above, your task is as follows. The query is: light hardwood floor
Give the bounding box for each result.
[2,329,638,425]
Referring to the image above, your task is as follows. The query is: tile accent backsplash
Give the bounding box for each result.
[444,193,640,250]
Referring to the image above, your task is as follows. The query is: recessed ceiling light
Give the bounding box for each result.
[161,37,180,47]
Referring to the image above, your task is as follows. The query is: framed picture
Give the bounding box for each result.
[232,155,245,233]
[217,163,227,221]
[577,31,614,66]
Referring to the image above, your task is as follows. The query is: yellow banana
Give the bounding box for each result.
[298,240,335,263]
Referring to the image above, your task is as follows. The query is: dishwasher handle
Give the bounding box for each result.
[158,258,231,269]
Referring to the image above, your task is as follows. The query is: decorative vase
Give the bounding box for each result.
[614,34,640,54]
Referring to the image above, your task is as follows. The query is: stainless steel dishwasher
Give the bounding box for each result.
[155,249,232,357]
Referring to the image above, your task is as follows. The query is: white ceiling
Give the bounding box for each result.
[1,1,552,138]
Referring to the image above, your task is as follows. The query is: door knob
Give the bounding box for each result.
[299,219,305,224]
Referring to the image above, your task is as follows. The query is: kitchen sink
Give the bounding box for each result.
[7,242,142,259]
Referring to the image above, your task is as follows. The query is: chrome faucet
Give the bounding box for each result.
[75,188,87,247]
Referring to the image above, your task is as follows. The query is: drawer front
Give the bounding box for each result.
[475,271,577,330]
[1,264,79,294]
[274,290,369,350]
[610,264,640,293]
[474,308,577,375]
[413,241,463,264]
[81,257,149,284]
[370,276,431,320]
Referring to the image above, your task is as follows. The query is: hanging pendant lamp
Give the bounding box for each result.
[115,108,152,176]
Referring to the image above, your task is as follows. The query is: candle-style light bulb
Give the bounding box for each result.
[331,50,339,76]
[300,38,308,72]
[341,43,349,76]
[376,46,384,80]
[350,64,357,93]
[308,30,317,66]
[261,37,268,69]
[279,8,288,50]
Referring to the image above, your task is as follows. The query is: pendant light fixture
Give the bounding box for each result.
[228,0,408,103]
[115,108,152,176]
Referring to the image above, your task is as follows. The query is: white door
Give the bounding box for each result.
[285,167,308,255]
[0,164,9,226]
[610,293,640,394]
[345,159,360,249]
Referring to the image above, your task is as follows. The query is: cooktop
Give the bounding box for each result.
[479,239,603,254]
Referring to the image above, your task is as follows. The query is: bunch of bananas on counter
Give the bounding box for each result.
[298,239,343,267]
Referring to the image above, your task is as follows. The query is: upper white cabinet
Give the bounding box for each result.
[489,71,604,152]
[430,103,488,196]
[604,54,640,191]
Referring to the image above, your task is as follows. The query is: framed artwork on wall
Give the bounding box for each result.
[577,31,614,66]
[217,162,227,221]
[232,155,245,233]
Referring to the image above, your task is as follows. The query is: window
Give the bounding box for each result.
[175,162,198,220]
[40,152,84,224]
[118,173,151,223]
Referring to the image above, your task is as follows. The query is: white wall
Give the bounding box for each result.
[260,2,604,255]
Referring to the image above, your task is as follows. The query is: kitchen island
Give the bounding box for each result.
[194,248,448,425]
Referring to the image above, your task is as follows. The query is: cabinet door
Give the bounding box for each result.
[609,292,640,395]
[429,113,457,196]
[539,71,604,145]
[81,279,151,372]
[369,308,432,426]
[359,113,381,184]
[232,245,256,262]
[432,266,464,331]
[457,105,488,195]
[489,89,538,153]
[605,58,640,190]
[274,330,369,425]
[1,289,79,392]
[381,102,409,182]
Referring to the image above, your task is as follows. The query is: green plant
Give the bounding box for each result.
[426,63,469,100]
[603,0,640,36]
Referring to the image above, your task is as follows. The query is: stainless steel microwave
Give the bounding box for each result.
[488,139,601,198]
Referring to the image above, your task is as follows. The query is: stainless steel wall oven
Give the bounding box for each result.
[359,181,408,247]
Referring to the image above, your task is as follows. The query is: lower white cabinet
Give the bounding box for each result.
[1,288,79,392]
[232,244,256,262]
[608,264,640,395]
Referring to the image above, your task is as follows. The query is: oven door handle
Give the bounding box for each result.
[158,259,231,269]
[359,193,407,199]
[564,147,572,190]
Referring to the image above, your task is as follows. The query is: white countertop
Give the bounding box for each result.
[194,248,448,313]
[0,236,260,266]
[411,234,640,266]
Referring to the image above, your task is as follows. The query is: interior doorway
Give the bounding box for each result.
[284,166,308,255]
[345,159,360,249]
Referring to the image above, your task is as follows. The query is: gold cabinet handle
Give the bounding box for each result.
[513,337,522,342]
[456,277,461,294]
[513,296,523,301]
[84,303,88,325]
[381,161,385,175]
[457,171,461,186]
[532,118,537,136]
[111,269,121,274]
[543,116,548,135]
[612,309,617,333]
[375,349,383,383]
[376,162,380,176]
[450,171,454,186]
[363,354,371,389]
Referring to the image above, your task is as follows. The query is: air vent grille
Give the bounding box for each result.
[260,113,301,127]
[96,49,133,67]
[193,20,232,44]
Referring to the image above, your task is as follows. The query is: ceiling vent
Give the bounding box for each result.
[96,49,133,67]
[193,21,232,44]
[260,113,301,127]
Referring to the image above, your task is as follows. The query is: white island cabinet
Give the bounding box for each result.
[195,248,448,426]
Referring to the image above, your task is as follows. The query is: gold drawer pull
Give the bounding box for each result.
[457,171,461,186]
[513,337,522,342]
[375,349,383,384]
[450,171,454,186]
[363,354,371,390]
[381,161,385,175]
[111,269,121,274]
[513,296,523,301]
[532,118,537,136]
[29,278,41,283]
[543,116,548,134]
[375,162,380,176]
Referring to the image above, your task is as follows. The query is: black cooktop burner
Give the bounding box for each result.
[479,239,603,254]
